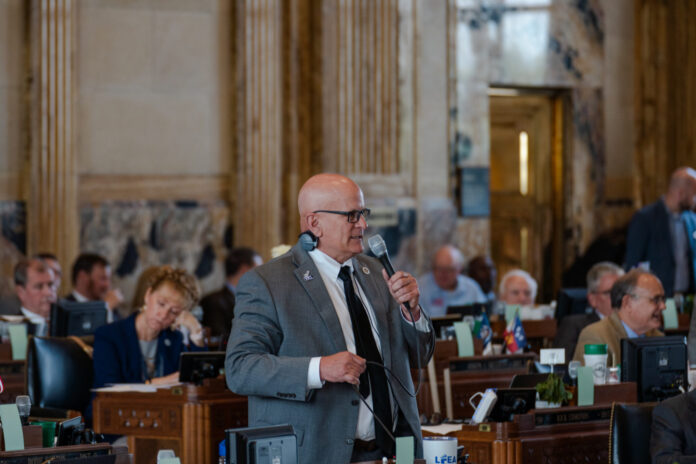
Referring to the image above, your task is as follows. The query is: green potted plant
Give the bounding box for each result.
[535,372,572,408]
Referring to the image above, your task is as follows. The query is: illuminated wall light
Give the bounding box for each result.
[519,131,529,196]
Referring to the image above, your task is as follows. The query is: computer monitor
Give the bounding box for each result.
[621,335,687,402]
[447,302,490,318]
[509,373,551,389]
[431,315,462,338]
[56,416,84,446]
[488,388,536,422]
[49,300,108,337]
[179,351,225,384]
[555,288,589,322]
[226,424,297,464]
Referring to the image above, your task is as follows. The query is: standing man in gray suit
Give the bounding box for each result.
[225,173,434,463]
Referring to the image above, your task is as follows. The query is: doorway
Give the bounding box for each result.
[488,90,566,302]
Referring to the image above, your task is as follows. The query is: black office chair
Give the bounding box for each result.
[609,401,656,464]
[26,336,94,418]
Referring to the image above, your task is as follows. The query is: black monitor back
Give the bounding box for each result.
[447,302,490,318]
[179,351,225,383]
[226,424,296,464]
[510,373,551,389]
[621,335,687,402]
[555,288,589,322]
[488,388,536,422]
[50,300,108,337]
[431,315,462,338]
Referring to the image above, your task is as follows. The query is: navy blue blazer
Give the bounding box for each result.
[92,313,201,388]
[625,199,696,296]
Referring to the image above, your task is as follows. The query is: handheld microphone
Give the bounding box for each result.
[367,234,395,277]
[368,234,412,312]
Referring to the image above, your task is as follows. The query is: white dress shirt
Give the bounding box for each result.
[306,248,429,440]
[20,307,47,337]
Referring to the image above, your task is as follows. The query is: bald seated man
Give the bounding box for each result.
[625,167,696,297]
[225,173,434,463]
[573,269,665,364]
[418,245,486,317]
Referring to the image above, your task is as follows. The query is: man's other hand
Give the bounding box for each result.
[319,351,366,384]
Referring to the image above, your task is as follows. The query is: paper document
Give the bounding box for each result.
[93,382,182,393]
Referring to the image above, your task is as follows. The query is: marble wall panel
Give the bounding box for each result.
[79,200,230,310]
[451,0,610,270]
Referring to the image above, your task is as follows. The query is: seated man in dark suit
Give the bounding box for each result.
[651,389,696,463]
[553,261,624,360]
[67,253,123,323]
[11,258,57,336]
[200,247,262,340]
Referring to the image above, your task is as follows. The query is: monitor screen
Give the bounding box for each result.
[49,300,108,337]
[621,335,687,402]
[555,288,589,322]
[179,351,225,384]
[226,424,297,464]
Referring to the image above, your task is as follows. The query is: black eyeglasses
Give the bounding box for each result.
[629,293,666,306]
[312,208,371,223]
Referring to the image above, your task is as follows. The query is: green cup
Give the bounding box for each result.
[30,421,56,448]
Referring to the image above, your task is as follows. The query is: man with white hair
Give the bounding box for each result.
[498,269,537,306]
[418,245,486,317]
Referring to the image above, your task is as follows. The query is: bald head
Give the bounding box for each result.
[431,245,464,291]
[298,174,362,230]
[298,173,367,263]
[665,167,696,213]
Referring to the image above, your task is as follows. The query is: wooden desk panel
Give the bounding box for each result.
[93,378,246,464]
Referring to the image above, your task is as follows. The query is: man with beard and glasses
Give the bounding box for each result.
[625,167,696,297]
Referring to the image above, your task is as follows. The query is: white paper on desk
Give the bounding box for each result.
[93,382,182,393]
[420,423,463,435]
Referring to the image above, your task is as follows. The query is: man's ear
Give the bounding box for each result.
[307,214,322,238]
[15,285,26,301]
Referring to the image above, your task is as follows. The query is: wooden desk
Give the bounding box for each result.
[0,443,130,464]
[0,344,26,403]
[92,378,246,464]
[418,354,536,418]
[426,383,637,464]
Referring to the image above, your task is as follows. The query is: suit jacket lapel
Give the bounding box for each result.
[291,244,347,352]
[352,256,392,367]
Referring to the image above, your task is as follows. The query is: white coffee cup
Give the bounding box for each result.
[583,344,608,385]
[422,436,457,464]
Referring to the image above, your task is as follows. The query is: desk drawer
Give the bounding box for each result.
[98,402,182,437]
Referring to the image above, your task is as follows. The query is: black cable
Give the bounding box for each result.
[351,385,396,444]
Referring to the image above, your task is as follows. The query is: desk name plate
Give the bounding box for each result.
[534,407,611,426]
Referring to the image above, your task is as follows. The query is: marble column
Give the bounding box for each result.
[27,0,79,283]
[232,0,284,258]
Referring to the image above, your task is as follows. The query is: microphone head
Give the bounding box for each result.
[367,234,388,257]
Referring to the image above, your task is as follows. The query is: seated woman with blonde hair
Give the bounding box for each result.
[93,266,205,388]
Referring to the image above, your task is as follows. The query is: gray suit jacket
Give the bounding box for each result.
[225,243,435,463]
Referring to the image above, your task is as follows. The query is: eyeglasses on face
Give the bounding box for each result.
[312,208,371,223]
[629,293,666,306]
